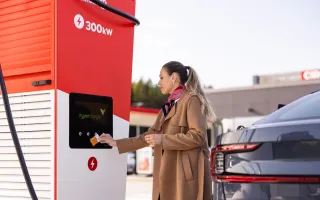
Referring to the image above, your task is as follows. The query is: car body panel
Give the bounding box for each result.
[212,92,320,200]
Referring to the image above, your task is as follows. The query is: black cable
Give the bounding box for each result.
[0,64,38,200]
[89,0,140,26]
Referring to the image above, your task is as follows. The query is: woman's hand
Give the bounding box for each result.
[99,133,117,147]
[144,134,162,147]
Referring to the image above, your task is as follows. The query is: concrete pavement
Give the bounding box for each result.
[125,175,153,200]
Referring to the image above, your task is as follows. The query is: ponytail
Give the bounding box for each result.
[185,66,216,122]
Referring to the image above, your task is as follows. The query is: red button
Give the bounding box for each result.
[88,157,98,171]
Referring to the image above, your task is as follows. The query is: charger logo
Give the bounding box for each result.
[74,14,84,29]
[100,108,106,116]
[79,113,102,120]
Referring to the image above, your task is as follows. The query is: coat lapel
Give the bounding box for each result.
[163,90,187,122]
[164,103,176,122]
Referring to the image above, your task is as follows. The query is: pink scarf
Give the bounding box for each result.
[162,85,185,117]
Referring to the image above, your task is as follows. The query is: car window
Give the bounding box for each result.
[254,91,320,124]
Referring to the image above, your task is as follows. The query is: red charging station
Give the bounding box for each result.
[0,0,139,199]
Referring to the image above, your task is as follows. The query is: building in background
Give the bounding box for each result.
[205,68,320,135]
[253,69,320,85]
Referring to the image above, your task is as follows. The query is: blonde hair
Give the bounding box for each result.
[162,61,216,122]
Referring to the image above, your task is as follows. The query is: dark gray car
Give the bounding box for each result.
[211,90,320,200]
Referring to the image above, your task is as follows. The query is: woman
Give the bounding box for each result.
[99,61,216,200]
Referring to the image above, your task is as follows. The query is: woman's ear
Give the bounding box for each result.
[171,72,177,83]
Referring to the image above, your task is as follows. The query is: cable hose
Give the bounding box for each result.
[0,64,38,200]
[89,0,140,26]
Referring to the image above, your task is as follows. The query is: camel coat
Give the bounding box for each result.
[116,90,212,200]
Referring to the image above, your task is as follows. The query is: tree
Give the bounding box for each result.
[131,78,167,109]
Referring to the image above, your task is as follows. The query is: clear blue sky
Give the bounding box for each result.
[132,0,320,88]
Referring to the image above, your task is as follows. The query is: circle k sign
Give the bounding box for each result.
[88,157,98,171]
[301,70,320,81]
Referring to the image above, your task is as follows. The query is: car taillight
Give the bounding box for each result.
[211,143,320,184]
[211,143,261,180]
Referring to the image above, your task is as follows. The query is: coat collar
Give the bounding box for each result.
[163,89,189,122]
[153,90,193,131]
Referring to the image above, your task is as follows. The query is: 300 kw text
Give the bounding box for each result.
[85,21,113,36]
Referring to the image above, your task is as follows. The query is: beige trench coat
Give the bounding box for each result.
[116,90,212,200]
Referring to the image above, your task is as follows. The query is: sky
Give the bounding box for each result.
[131,0,320,88]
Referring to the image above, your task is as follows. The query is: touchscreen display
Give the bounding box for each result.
[69,92,113,149]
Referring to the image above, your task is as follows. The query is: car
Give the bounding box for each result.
[211,91,320,200]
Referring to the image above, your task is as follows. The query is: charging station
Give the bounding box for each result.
[0,0,139,199]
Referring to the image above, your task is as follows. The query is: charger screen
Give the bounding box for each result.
[69,92,113,149]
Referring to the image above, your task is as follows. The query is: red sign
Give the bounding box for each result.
[57,0,136,121]
[301,70,320,81]
[88,157,98,171]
